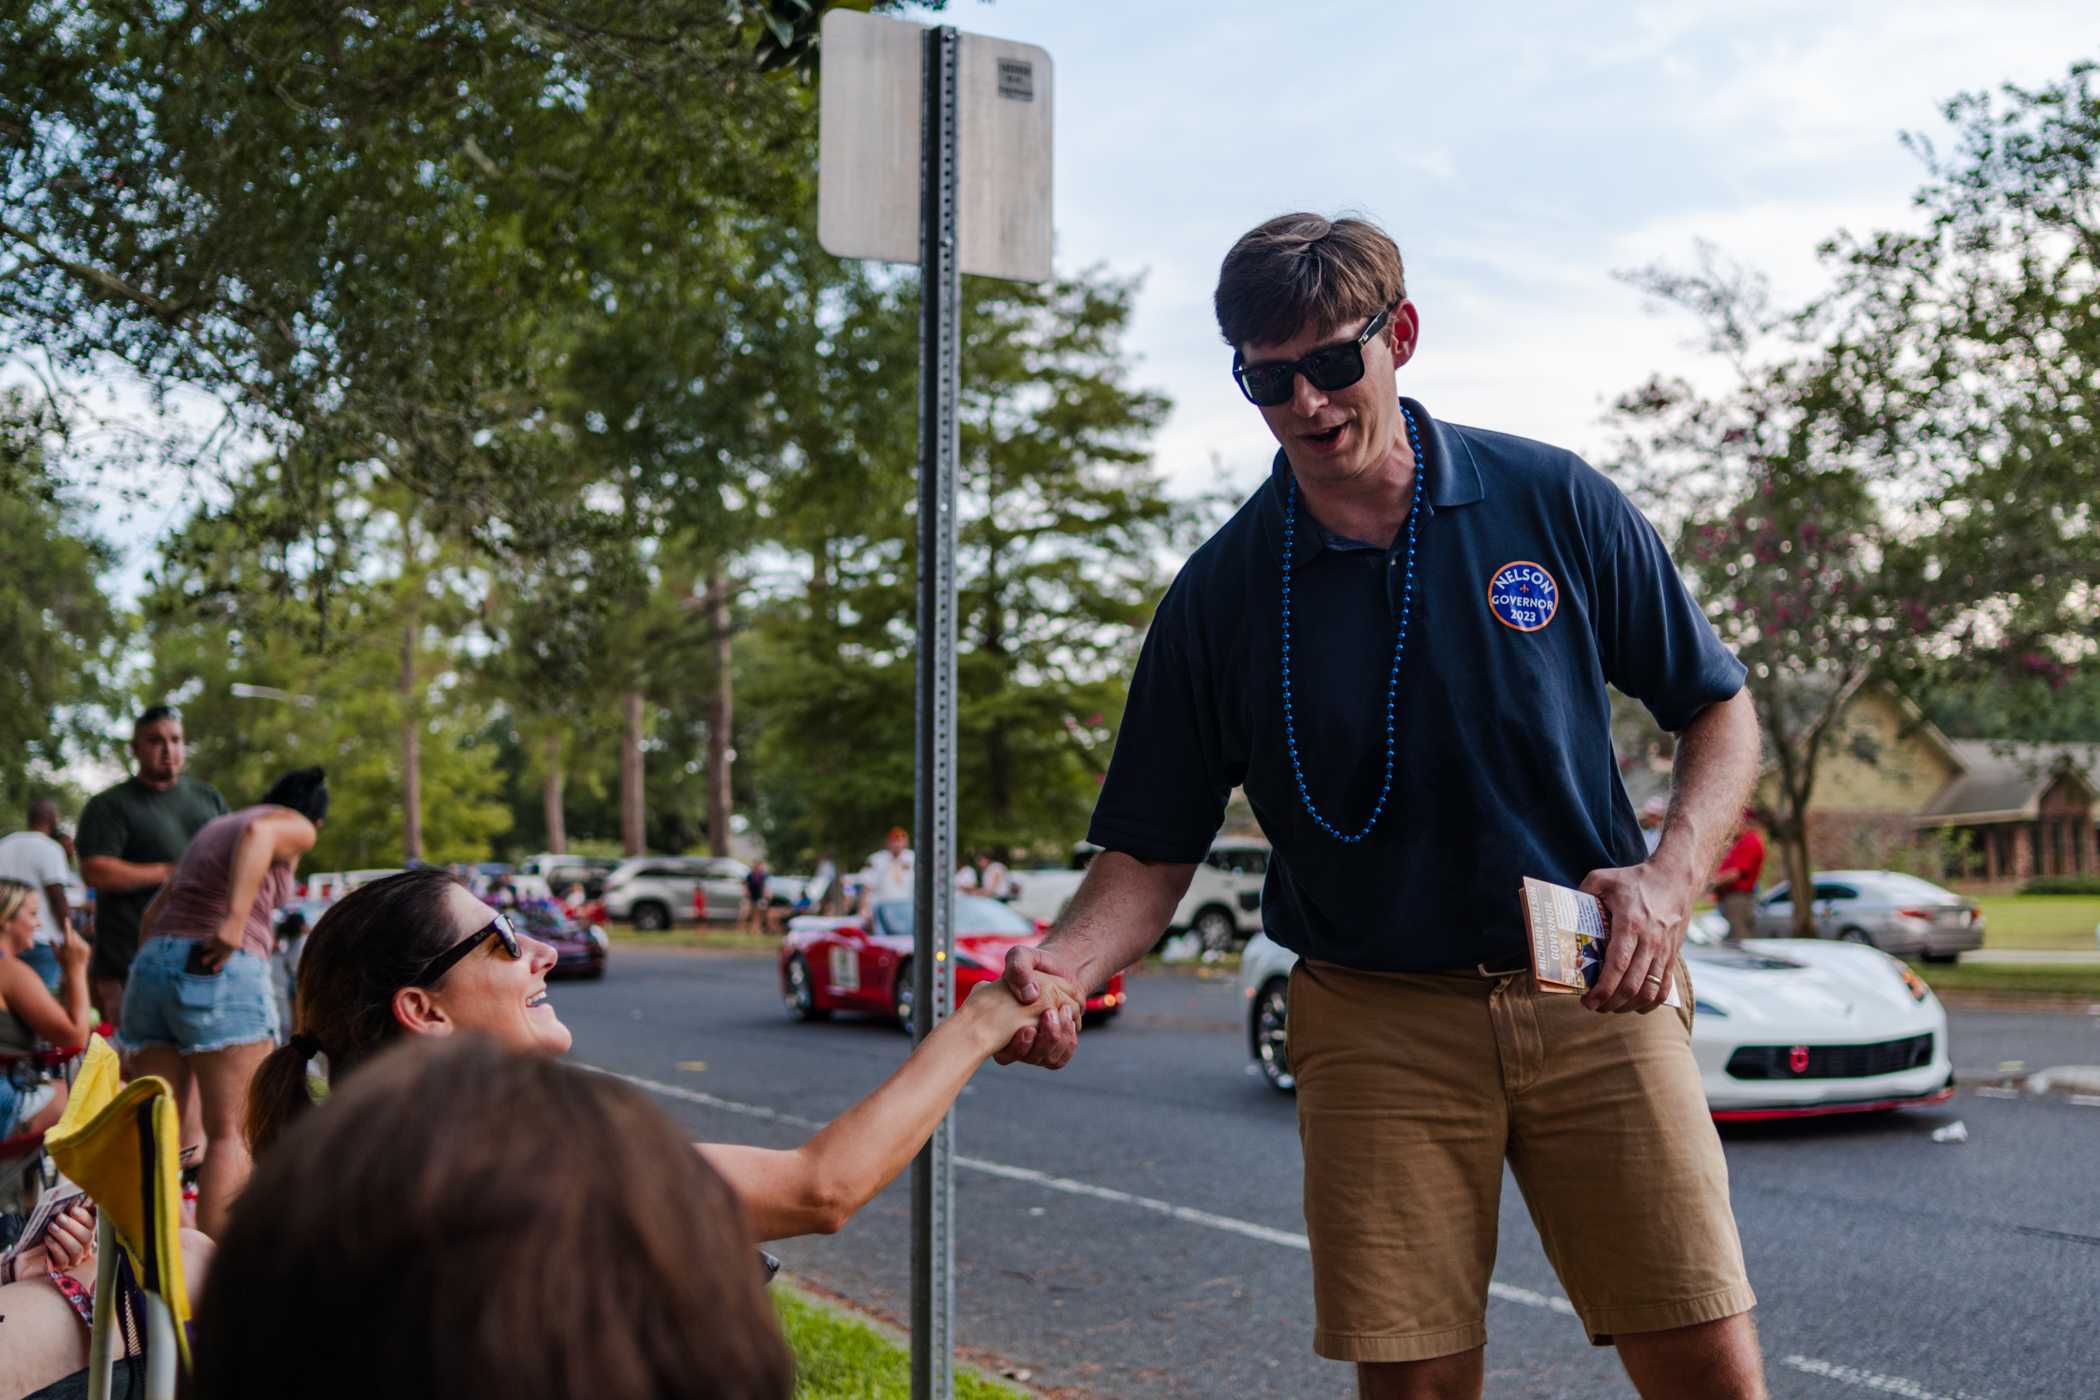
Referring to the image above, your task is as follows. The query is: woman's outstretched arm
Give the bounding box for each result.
[699,975,1082,1241]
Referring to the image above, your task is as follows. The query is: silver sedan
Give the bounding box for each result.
[1751,870,1983,962]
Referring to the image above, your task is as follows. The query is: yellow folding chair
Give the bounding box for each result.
[43,1034,193,1400]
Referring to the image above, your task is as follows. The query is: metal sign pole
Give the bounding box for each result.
[910,22,962,1400]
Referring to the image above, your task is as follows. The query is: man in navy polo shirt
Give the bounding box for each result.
[997,214,1766,1399]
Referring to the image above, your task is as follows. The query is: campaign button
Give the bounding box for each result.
[1487,560,1559,633]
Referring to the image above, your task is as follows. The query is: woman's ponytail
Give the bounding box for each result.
[245,1037,322,1159]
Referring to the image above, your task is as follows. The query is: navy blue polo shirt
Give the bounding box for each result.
[1087,398,1745,973]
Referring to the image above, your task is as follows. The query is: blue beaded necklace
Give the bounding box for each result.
[1280,403,1426,843]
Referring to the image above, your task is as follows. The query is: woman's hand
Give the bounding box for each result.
[56,928,91,974]
[4,1201,96,1282]
[43,1202,96,1272]
[960,970,1084,1053]
[195,919,245,974]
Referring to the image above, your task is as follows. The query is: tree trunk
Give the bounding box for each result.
[621,690,645,856]
[543,732,566,854]
[705,572,733,859]
[981,543,1015,830]
[400,615,423,862]
[1783,825,1815,936]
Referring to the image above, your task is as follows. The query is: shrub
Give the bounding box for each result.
[2018,875,2100,896]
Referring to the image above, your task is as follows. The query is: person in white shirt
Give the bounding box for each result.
[857,827,915,914]
[0,800,73,991]
[1638,795,1669,857]
[977,850,1012,900]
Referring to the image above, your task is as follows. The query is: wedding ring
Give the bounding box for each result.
[1643,973,1665,987]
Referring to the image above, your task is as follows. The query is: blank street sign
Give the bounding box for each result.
[818,10,1053,284]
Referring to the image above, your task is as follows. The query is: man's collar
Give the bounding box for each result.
[1265,398,1485,562]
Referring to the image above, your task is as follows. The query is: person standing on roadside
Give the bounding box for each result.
[0,799,73,992]
[977,849,1012,901]
[119,766,326,1237]
[739,858,772,935]
[993,215,1768,1399]
[1639,793,1670,856]
[75,705,228,1017]
[1712,810,1767,941]
[808,850,842,916]
[856,826,914,915]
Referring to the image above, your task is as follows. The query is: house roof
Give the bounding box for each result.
[1917,741,2100,823]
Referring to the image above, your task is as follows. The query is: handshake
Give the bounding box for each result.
[953,945,1088,1068]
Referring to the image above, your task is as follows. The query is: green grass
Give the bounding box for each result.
[608,925,781,953]
[1906,959,2100,998]
[774,1285,1028,1399]
[1972,895,2100,951]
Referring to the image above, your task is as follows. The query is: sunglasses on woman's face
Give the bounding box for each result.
[412,912,523,987]
[1232,298,1399,407]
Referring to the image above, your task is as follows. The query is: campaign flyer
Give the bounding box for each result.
[1519,876,1681,1008]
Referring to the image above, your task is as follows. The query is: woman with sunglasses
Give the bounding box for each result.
[246,869,1081,1241]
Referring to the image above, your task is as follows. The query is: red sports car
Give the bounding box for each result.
[779,895,1127,1027]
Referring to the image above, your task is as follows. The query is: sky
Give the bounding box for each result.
[46,2,2100,597]
[902,0,2097,499]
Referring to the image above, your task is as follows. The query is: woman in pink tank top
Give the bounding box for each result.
[118,767,327,1238]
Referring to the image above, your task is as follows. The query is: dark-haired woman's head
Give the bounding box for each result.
[260,766,330,824]
[246,869,571,1157]
[197,1037,793,1400]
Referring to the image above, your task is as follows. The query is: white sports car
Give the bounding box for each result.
[1239,917,1954,1121]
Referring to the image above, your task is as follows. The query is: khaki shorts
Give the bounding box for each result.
[1289,958,1755,1363]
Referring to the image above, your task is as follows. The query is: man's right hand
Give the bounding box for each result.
[994,943,1089,1069]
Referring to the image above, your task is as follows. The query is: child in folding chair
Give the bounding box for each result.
[245,869,1082,1241]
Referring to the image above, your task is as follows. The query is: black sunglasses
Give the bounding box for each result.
[412,912,523,987]
[1232,298,1399,407]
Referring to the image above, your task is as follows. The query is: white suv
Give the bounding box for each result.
[601,856,749,930]
[1176,837,1268,953]
[1008,836,1268,953]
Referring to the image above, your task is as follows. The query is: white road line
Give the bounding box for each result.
[1782,1354,1993,1400]
[586,1064,1990,1400]
[2070,1095,2100,1109]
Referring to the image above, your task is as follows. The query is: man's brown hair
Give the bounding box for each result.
[1214,213,1406,349]
[196,1037,794,1400]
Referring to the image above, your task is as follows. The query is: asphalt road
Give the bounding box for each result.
[559,949,2100,1400]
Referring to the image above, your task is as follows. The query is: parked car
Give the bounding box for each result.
[302,868,405,902]
[601,856,749,930]
[1239,921,1954,1120]
[1007,836,1269,953]
[1751,871,1983,962]
[513,902,609,980]
[779,894,1128,1028]
[516,854,619,901]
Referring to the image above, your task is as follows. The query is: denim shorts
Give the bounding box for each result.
[116,938,280,1056]
[0,1073,58,1137]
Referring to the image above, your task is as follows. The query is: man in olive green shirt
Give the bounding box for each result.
[75,705,228,1012]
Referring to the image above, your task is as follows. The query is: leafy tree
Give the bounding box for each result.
[743,268,1183,864]
[138,464,511,870]
[0,391,120,810]
[1611,61,2100,927]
